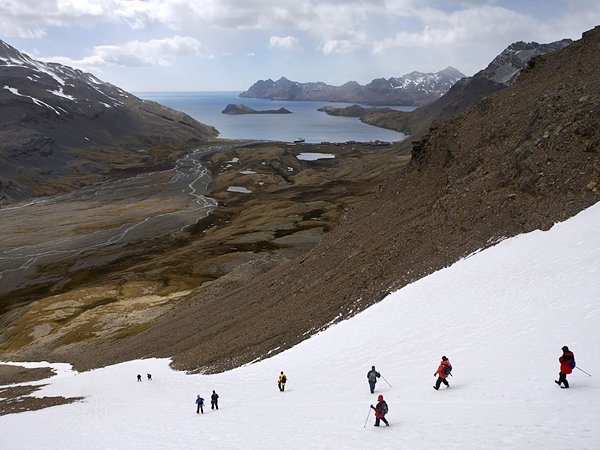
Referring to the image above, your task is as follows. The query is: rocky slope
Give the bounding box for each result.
[0,40,218,204]
[41,26,599,373]
[352,38,573,136]
[239,67,465,106]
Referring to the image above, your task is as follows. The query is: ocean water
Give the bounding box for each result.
[136,91,412,143]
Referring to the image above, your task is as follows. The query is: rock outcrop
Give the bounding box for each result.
[221,104,291,114]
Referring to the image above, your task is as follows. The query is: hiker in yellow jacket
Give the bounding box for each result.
[278,371,287,392]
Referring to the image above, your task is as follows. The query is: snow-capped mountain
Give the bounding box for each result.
[239,67,466,106]
[0,40,217,204]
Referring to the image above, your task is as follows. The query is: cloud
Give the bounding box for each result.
[0,0,104,38]
[269,35,302,52]
[0,0,377,55]
[373,5,535,52]
[44,35,202,70]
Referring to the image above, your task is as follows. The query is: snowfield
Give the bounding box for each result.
[2,202,599,449]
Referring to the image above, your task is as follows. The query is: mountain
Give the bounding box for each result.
[0,40,218,204]
[239,67,465,106]
[36,26,599,374]
[1,200,598,447]
[359,38,573,136]
[477,38,574,85]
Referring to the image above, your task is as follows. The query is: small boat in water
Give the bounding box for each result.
[293,138,305,143]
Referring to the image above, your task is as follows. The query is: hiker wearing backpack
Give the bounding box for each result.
[278,371,287,392]
[370,394,389,426]
[433,356,452,390]
[195,395,204,414]
[555,346,575,388]
[367,366,381,394]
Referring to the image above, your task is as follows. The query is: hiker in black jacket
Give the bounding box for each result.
[211,390,219,410]
[367,366,381,394]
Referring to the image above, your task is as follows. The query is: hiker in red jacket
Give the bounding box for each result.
[433,356,452,390]
[555,346,575,388]
[370,394,389,427]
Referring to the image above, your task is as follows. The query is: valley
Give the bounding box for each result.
[0,139,411,364]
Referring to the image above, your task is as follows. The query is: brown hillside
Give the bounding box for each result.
[59,27,600,373]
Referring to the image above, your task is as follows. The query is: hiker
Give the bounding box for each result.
[196,395,204,414]
[370,394,389,427]
[433,356,452,390]
[211,390,219,410]
[147,373,152,381]
[137,374,142,382]
[555,346,575,388]
[278,371,287,392]
[367,366,381,394]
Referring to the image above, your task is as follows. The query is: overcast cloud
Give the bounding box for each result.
[0,0,598,90]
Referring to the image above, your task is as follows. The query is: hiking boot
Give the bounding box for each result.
[554,380,560,385]
[433,386,439,390]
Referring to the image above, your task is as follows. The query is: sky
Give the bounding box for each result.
[0,1,598,92]
[1,200,599,449]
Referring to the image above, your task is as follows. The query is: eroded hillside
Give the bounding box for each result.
[3,27,599,375]
[65,26,599,375]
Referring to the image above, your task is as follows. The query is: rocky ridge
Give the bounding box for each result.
[333,38,574,136]
[239,67,465,106]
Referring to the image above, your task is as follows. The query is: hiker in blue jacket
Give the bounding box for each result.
[367,366,381,394]
[196,395,204,414]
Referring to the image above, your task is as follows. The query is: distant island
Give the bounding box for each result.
[222,104,292,115]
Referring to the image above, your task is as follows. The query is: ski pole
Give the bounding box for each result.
[363,407,372,428]
[381,375,392,388]
[575,366,592,377]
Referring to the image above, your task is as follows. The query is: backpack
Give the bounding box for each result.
[569,358,576,370]
[368,371,379,382]
[379,401,388,415]
[442,364,452,376]
[281,375,287,383]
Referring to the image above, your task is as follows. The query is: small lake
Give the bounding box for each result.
[137,91,413,144]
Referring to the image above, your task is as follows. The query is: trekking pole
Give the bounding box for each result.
[363,407,372,428]
[381,375,392,388]
[575,366,592,377]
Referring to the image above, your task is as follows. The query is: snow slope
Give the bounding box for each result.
[2,202,599,450]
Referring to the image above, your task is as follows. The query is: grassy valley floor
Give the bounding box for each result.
[0,139,411,368]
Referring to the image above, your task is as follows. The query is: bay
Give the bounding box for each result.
[136,91,413,144]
